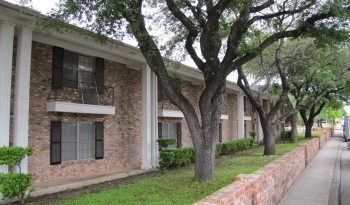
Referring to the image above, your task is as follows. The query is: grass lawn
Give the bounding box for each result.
[31,133,317,205]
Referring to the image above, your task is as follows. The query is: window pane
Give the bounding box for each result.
[168,123,177,137]
[78,122,94,160]
[63,50,79,70]
[168,123,177,149]
[61,141,77,161]
[79,141,94,159]
[161,123,168,137]
[79,55,94,72]
[63,69,78,88]
[79,70,95,86]
[62,122,77,141]
[79,122,94,141]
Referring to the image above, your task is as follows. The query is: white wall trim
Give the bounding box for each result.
[244,116,252,121]
[221,114,229,120]
[46,102,115,115]
[158,109,184,118]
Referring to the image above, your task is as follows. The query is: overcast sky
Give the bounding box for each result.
[5,0,58,14]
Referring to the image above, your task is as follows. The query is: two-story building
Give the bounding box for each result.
[0,1,267,186]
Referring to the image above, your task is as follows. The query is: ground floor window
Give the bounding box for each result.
[158,122,182,148]
[61,122,95,161]
[219,122,223,143]
[51,121,104,165]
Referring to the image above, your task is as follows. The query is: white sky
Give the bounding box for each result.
[5,0,58,14]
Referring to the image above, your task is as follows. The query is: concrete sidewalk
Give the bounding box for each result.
[278,130,343,205]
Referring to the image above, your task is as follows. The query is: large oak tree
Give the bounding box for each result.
[51,0,350,181]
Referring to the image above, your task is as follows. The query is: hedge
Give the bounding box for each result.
[159,138,254,170]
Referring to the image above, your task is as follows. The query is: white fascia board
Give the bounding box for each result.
[47,102,115,115]
[158,109,184,118]
[244,116,252,121]
[221,114,229,120]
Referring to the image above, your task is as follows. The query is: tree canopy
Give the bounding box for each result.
[47,0,350,181]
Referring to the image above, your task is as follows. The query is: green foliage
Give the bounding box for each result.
[159,151,176,170]
[157,138,176,151]
[249,131,257,138]
[215,143,223,156]
[219,138,254,155]
[282,131,292,141]
[0,146,32,166]
[159,148,195,171]
[159,138,254,170]
[0,146,33,203]
[0,173,32,200]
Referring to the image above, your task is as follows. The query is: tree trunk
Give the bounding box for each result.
[304,121,313,138]
[194,137,216,181]
[183,81,225,181]
[262,120,275,155]
[290,113,298,143]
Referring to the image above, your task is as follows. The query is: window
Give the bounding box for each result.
[50,121,104,165]
[61,122,95,161]
[52,46,104,94]
[158,122,181,148]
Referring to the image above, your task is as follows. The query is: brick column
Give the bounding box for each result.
[237,92,245,138]
[0,21,15,173]
[141,65,158,169]
[13,27,32,174]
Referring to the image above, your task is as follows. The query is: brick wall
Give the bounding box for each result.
[195,129,332,205]
[224,93,238,141]
[159,82,240,147]
[16,41,143,183]
[299,138,319,165]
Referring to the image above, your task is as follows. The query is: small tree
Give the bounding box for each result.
[0,146,33,205]
[157,138,176,150]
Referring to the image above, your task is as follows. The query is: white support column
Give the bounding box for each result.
[141,65,158,169]
[151,73,158,167]
[0,21,15,174]
[13,27,32,174]
[237,92,245,138]
[258,116,264,141]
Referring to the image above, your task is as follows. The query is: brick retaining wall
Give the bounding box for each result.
[299,138,319,165]
[194,129,332,205]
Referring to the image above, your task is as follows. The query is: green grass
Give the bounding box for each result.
[31,134,316,205]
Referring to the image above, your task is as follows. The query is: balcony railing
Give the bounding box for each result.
[47,79,114,106]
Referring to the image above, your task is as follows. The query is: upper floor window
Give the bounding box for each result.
[52,46,104,94]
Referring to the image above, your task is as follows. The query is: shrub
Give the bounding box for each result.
[159,151,176,170]
[0,173,32,203]
[249,130,257,138]
[159,138,254,170]
[215,143,223,156]
[0,146,33,169]
[282,131,292,141]
[218,138,254,155]
[159,148,195,170]
[0,146,33,204]
[157,138,176,150]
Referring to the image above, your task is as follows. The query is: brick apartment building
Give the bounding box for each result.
[0,1,268,184]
